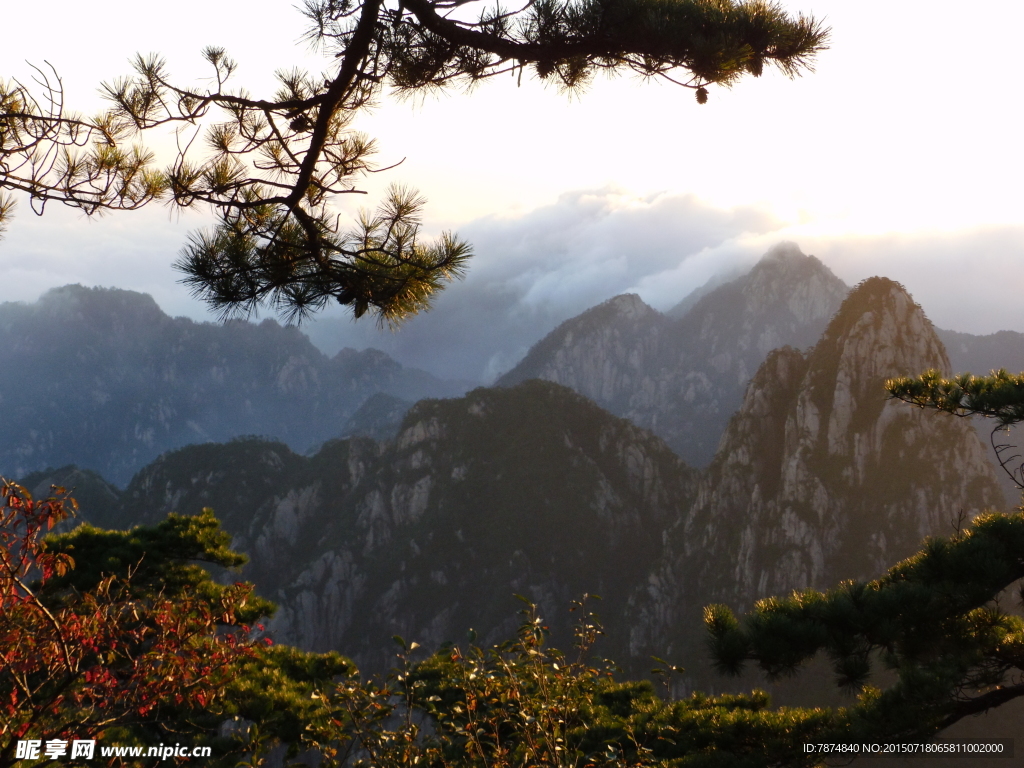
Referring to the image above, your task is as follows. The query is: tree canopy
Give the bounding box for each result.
[887,369,1024,427]
[205,510,1024,765]
[0,485,358,767]
[0,0,827,323]
[0,485,260,767]
[706,509,1024,744]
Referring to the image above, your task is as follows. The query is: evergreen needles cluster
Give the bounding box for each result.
[0,0,827,323]
[706,510,1024,740]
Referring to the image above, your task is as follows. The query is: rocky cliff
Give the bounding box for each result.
[628,278,1006,680]
[110,381,697,673]
[27,274,1010,688]
[498,243,850,466]
[0,285,468,484]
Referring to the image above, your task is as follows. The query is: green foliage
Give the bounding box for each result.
[18,498,359,767]
[176,184,473,325]
[15,494,1024,765]
[705,510,1024,741]
[0,482,263,768]
[296,600,842,768]
[377,0,828,93]
[0,191,12,237]
[0,493,360,768]
[887,368,1024,426]
[44,512,370,765]
[174,644,359,767]
[41,508,276,623]
[887,368,1024,488]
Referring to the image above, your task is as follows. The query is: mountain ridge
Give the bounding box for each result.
[498,243,851,466]
[622,277,1004,693]
[36,276,1007,690]
[99,380,698,672]
[0,285,469,484]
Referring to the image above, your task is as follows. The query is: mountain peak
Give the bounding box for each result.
[672,275,1002,619]
[810,276,948,384]
[0,286,467,484]
[724,244,848,331]
[33,284,166,325]
[760,240,807,264]
[498,245,849,466]
[746,243,837,285]
[594,293,659,320]
[495,294,664,390]
[795,278,950,469]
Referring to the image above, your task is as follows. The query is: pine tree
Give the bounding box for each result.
[0,485,259,767]
[0,0,827,323]
[887,368,1024,426]
[887,368,1024,487]
[705,509,1024,746]
[16,488,1024,765]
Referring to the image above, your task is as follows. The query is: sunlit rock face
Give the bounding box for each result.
[628,277,1005,671]
[498,243,850,467]
[497,292,670,410]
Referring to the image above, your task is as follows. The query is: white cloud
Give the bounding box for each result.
[7,183,1024,388]
[303,188,782,381]
[311,201,1024,383]
[0,201,207,317]
[796,227,1024,335]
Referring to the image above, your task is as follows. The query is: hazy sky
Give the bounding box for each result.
[4,0,1024,380]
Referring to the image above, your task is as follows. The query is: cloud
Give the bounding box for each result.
[303,188,782,382]
[796,226,1024,335]
[9,181,1024,387]
[304,203,1024,382]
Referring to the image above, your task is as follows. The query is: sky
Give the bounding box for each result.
[3,0,1024,381]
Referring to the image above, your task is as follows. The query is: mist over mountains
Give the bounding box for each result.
[301,190,781,382]
[5,244,1020,486]
[497,243,849,466]
[497,243,1024,480]
[8,244,1023,696]
[0,285,469,484]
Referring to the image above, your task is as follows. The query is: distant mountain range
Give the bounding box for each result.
[497,242,850,466]
[20,269,1007,694]
[937,327,1024,376]
[0,285,470,484]
[6,252,1023,486]
[499,244,1024,496]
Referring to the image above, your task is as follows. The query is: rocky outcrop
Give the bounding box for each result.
[498,243,850,466]
[496,293,671,412]
[0,285,467,484]
[628,278,1005,677]
[113,381,698,673]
